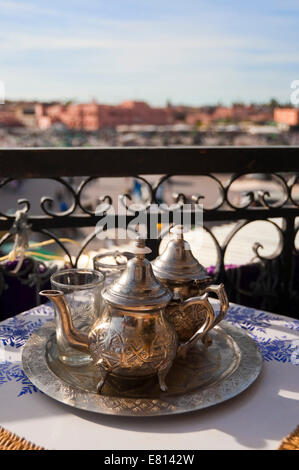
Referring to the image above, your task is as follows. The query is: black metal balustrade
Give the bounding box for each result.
[0,146,299,319]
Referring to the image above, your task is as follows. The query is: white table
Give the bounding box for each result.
[0,302,298,450]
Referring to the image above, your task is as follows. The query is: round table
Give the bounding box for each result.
[0,301,298,450]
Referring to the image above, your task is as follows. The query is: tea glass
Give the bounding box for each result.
[51,269,104,366]
[93,251,128,287]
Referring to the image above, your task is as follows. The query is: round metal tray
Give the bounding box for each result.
[22,321,262,417]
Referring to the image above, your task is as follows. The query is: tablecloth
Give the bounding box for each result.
[0,302,298,450]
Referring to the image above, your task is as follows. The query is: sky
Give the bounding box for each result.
[1,0,299,106]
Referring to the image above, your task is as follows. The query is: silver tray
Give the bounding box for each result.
[22,321,262,417]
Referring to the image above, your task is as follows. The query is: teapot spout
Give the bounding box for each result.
[40,290,89,353]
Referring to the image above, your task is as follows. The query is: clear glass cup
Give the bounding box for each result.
[93,251,128,287]
[51,268,104,366]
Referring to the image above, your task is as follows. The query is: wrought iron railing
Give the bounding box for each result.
[0,146,299,319]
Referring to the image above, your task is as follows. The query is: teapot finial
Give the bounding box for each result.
[131,236,152,256]
[136,235,145,247]
[170,225,188,240]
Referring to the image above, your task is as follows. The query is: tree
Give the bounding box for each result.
[269,98,280,109]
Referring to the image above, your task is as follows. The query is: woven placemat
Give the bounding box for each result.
[1,423,298,450]
[278,425,299,450]
[0,426,44,450]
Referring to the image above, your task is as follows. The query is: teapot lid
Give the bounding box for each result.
[152,225,211,283]
[102,237,172,310]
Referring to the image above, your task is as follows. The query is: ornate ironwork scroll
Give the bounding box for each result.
[0,147,298,318]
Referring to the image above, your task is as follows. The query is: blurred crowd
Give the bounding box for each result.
[1,126,299,148]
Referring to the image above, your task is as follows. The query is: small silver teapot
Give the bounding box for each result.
[152,225,229,347]
[40,238,216,393]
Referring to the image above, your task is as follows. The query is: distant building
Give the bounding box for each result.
[185,104,272,127]
[0,101,39,127]
[213,106,233,120]
[0,112,23,127]
[274,107,299,127]
[15,102,37,127]
[0,104,23,127]
[185,111,213,126]
[36,100,171,130]
[0,99,278,130]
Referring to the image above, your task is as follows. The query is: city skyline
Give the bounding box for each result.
[1,1,299,106]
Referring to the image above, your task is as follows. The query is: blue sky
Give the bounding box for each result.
[1,0,299,105]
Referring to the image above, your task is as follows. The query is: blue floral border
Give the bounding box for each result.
[0,361,38,396]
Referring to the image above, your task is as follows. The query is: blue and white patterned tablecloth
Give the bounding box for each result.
[0,302,298,450]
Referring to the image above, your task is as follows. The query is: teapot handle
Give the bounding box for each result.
[198,283,229,347]
[177,293,216,358]
[204,283,229,328]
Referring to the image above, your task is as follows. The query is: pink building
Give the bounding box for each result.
[274,108,299,127]
[185,104,272,126]
[0,110,23,127]
[36,101,171,130]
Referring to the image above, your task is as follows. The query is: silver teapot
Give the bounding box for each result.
[40,238,216,393]
[152,225,229,347]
